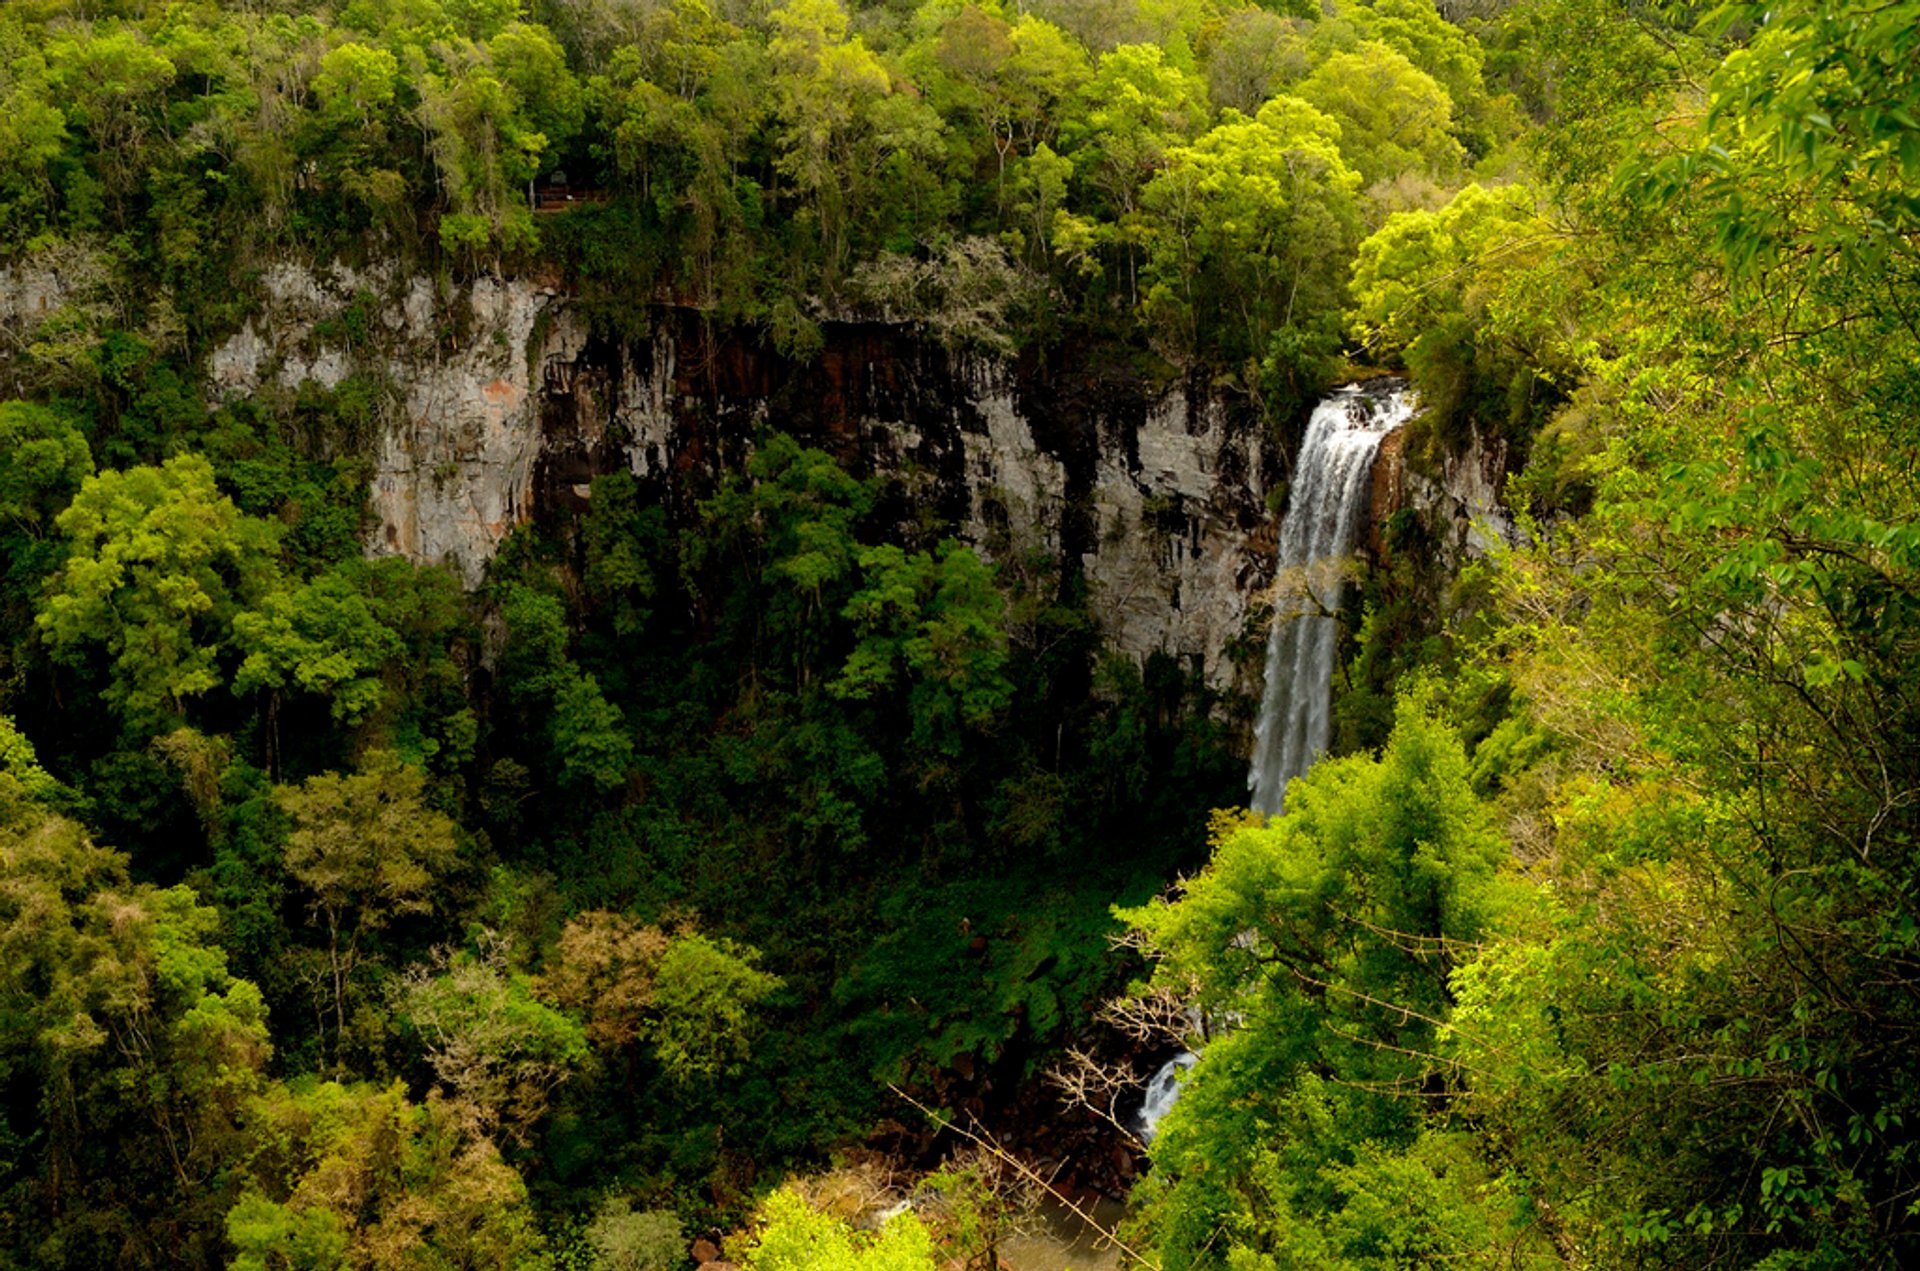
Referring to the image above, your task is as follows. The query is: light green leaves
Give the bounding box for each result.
[1118,698,1515,1267]
[233,568,405,724]
[835,541,1013,755]
[39,455,283,733]
[1138,93,1359,357]
[1350,181,1546,356]
[742,1188,937,1271]
[1299,41,1462,187]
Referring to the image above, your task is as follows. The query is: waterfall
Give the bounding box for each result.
[1248,383,1412,816]
[1136,1052,1198,1144]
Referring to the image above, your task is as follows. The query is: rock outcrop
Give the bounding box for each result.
[1369,405,1517,566]
[188,264,1283,693]
[3,258,1517,695]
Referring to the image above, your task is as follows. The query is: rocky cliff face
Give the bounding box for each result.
[546,314,1282,693]
[0,258,1509,696]
[1369,423,1516,565]
[32,261,1286,694]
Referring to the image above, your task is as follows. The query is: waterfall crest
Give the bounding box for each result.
[1248,383,1412,815]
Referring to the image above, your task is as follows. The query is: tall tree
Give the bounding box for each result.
[38,455,284,736]
[275,752,460,1068]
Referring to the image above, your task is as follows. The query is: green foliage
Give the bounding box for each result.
[1349,180,1563,451]
[537,911,780,1085]
[0,401,91,531]
[234,566,407,724]
[227,1079,551,1271]
[392,934,590,1140]
[1139,94,1360,363]
[38,455,285,734]
[1300,2,1920,1263]
[835,540,1014,757]
[833,873,1133,1074]
[583,1197,684,1271]
[1064,43,1210,223]
[0,714,62,803]
[499,580,636,792]
[648,933,784,1083]
[276,752,461,1064]
[1118,699,1525,1267]
[1298,41,1462,188]
[0,774,271,1267]
[0,0,1529,389]
[581,471,665,638]
[33,5,1920,1267]
[741,1188,938,1271]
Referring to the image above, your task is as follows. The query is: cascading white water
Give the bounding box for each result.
[1135,1052,1198,1144]
[1248,383,1412,816]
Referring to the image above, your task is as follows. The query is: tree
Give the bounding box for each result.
[1202,9,1310,115]
[834,540,1014,759]
[1348,180,1562,443]
[497,582,634,792]
[1298,41,1463,187]
[490,22,586,156]
[315,43,401,129]
[0,713,61,801]
[1115,698,1523,1268]
[0,26,66,249]
[647,931,783,1083]
[42,28,176,206]
[1138,94,1361,362]
[538,911,781,1084]
[234,566,407,726]
[1059,43,1209,298]
[921,7,1089,207]
[416,38,554,263]
[306,42,411,227]
[0,773,271,1268]
[690,434,877,686]
[1373,3,1920,1259]
[227,1080,550,1271]
[581,470,665,639]
[0,401,90,659]
[1350,0,1504,156]
[38,455,284,735]
[0,401,90,534]
[741,1188,937,1271]
[391,932,589,1143]
[584,1197,684,1271]
[767,0,944,282]
[537,910,671,1051]
[275,752,460,1067]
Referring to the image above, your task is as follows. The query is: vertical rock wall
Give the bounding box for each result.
[535,312,1280,693]
[1370,422,1516,563]
[202,263,589,582]
[5,257,1524,696]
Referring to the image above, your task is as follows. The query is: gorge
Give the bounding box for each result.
[3,0,1915,1265]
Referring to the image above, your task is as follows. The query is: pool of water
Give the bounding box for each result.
[998,1194,1129,1271]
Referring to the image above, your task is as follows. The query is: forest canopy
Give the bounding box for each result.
[0,0,1918,1267]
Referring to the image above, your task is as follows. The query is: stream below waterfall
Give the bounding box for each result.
[1248,382,1412,815]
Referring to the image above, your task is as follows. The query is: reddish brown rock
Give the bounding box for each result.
[1369,425,1407,558]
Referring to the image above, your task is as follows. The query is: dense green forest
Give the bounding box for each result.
[1,0,1917,1266]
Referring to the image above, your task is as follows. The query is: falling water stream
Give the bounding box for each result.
[1118,387,1409,1175]
[1247,383,1412,816]
[1135,1053,1199,1145]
